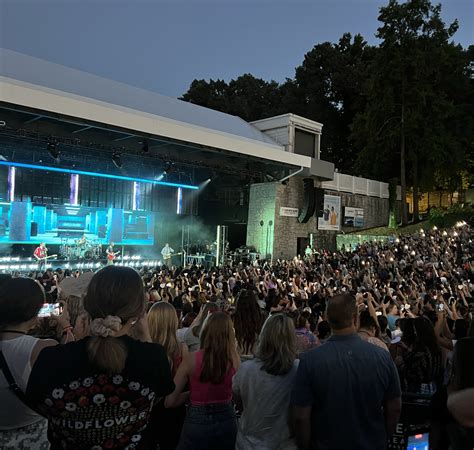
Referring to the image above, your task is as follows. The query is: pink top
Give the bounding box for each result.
[189,350,236,405]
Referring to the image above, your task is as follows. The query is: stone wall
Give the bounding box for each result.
[246,176,390,259]
[246,183,277,258]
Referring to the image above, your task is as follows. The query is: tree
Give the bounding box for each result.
[352,0,470,225]
[180,74,283,122]
[293,33,375,171]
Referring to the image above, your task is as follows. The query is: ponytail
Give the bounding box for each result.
[87,336,128,374]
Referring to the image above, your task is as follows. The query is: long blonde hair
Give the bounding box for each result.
[256,313,296,376]
[83,266,145,374]
[200,312,237,384]
[148,302,180,367]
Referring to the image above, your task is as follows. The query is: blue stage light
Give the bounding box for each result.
[0,161,199,190]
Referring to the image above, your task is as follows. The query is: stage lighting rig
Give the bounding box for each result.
[112,152,123,169]
[47,140,60,160]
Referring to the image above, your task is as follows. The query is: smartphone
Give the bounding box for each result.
[38,303,61,318]
[407,432,429,450]
[376,311,382,316]
[437,303,444,312]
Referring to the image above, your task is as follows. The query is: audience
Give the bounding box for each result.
[166,312,240,450]
[0,223,471,449]
[233,313,298,449]
[291,294,402,450]
[25,266,175,449]
[0,277,59,449]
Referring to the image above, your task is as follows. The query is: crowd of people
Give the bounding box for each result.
[0,224,473,449]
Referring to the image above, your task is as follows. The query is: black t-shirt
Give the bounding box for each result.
[26,336,174,450]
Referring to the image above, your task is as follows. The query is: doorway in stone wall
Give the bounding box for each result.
[297,237,310,257]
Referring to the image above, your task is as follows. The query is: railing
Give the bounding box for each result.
[322,172,390,199]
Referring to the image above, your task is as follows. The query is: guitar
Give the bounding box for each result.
[107,251,120,261]
[36,254,58,262]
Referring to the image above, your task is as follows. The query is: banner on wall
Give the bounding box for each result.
[279,207,299,217]
[344,207,364,228]
[317,195,341,231]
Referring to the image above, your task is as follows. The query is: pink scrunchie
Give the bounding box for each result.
[90,315,122,337]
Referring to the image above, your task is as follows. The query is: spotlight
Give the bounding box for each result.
[47,141,60,160]
[142,140,149,153]
[112,152,123,169]
[163,162,175,175]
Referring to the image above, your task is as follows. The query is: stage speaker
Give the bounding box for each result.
[298,178,316,223]
[30,222,38,237]
[314,187,325,218]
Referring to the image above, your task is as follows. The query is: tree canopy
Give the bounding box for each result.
[181,0,473,219]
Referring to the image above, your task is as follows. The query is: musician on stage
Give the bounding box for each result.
[34,242,48,271]
[106,242,118,265]
[76,234,88,247]
[161,243,174,266]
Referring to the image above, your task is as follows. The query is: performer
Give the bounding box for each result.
[106,242,119,265]
[161,243,174,266]
[76,234,88,246]
[34,242,48,271]
[305,244,314,261]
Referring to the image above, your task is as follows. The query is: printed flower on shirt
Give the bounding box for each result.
[97,374,109,385]
[108,396,120,405]
[82,377,94,387]
[92,394,106,405]
[69,380,80,390]
[131,435,142,443]
[64,391,76,402]
[78,396,90,407]
[103,439,114,449]
[140,387,150,397]
[102,384,115,394]
[65,402,77,412]
[44,398,53,407]
[52,388,64,399]
[128,382,140,391]
[89,385,101,395]
[148,392,155,401]
[112,375,123,385]
[120,400,132,410]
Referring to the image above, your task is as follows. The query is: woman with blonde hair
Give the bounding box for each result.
[166,311,240,450]
[143,302,189,450]
[26,266,174,450]
[233,313,299,450]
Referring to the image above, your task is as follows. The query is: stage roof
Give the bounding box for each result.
[0,49,311,170]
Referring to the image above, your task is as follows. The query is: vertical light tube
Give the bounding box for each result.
[70,174,79,205]
[8,166,15,202]
[132,182,140,210]
[177,187,183,214]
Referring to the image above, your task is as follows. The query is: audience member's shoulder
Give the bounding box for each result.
[125,336,167,361]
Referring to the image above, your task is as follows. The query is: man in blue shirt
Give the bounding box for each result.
[291,294,401,450]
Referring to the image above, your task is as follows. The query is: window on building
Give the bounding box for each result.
[294,128,316,158]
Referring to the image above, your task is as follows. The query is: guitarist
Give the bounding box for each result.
[161,243,174,267]
[33,242,48,271]
[106,242,119,265]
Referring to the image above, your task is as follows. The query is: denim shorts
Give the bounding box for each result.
[176,403,237,450]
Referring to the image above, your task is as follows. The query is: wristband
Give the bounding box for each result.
[62,325,73,332]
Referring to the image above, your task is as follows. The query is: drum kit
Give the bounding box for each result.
[59,237,103,260]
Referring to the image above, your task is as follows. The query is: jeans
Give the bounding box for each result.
[177,403,237,450]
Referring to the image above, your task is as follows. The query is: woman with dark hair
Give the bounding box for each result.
[233,314,298,449]
[165,311,240,450]
[0,277,61,449]
[26,266,174,450]
[232,290,265,358]
[293,311,318,356]
[399,316,443,395]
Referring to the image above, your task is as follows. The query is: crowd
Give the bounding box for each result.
[0,224,473,449]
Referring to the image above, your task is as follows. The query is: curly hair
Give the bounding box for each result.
[232,290,265,355]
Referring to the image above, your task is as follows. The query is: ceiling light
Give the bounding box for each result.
[112,152,123,169]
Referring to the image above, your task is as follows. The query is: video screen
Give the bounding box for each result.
[0,201,155,245]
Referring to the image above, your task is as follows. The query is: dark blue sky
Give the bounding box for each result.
[2,0,472,98]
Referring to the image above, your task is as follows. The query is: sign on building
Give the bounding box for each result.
[279,207,299,217]
[317,195,341,231]
[344,207,364,228]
